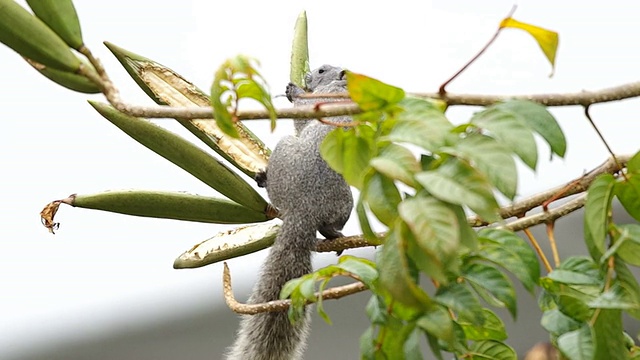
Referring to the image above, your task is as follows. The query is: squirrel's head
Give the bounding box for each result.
[305,64,346,91]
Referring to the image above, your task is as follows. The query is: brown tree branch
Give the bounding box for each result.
[222,262,368,315]
[316,155,630,253]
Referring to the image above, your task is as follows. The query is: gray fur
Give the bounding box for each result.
[226,70,353,360]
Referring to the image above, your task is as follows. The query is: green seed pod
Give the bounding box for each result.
[26,0,83,50]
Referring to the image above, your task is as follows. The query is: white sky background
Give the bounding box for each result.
[1,0,640,357]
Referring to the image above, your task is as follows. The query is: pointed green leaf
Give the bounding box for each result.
[448,133,518,199]
[378,226,432,309]
[548,269,604,286]
[336,256,378,288]
[593,309,627,360]
[346,72,405,111]
[457,308,507,341]
[584,174,616,260]
[557,295,593,322]
[477,229,540,293]
[370,144,420,187]
[356,196,380,244]
[89,101,268,213]
[613,224,640,266]
[435,283,484,325]
[628,151,640,173]
[471,107,537,169]
[363,171,402,226]
[616,175,640,222]
[416,305,455,343]
[321,126,374,189]
[417,158,500,222]
[404,328,423,360]
[541,309,582,336]
[615,258,640,319]
[468,340,517,360]
[495,100,566,157]
[385,98,453,152]
[448,203,479,250]
[557,325,595,360]
[463,262,517,318]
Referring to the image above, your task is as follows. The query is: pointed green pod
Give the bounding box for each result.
[26,0,83,50]
[64,191,269,224]
[290,11,310,88]
[0,0,80,72]
[25,57,100,93]
[173,222,280,268]
[103,41,270,177]
[89,101,269,213]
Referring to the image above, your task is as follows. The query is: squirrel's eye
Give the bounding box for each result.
[318,69,325,74]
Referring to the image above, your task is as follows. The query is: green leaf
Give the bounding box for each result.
[557,295,593,322]
[359,326,376,360]
[416,158,500,222]
[321,127,374,189]
[471,107,537,169]
[477,228,540,293]
[346,72,405,111]
[289,11,309,88]
[457,308,507,341]
[615,258,640,319]
[463,262,517,318]
[89,101,268,213]
[363,171,402,226]
[548,269,604,286]
[356,197,380,244]
[425,332,445,360]
[211,64,239,138]
[593,309,627,360]
[541,309,582,336]
[448,133,518,200]
[448,203,478,251]
[404,327,424,360]
[557,325,595,360]
[584,174,616,260]
[336,256,378,288]
[628,151,640,173]
[403,223,450,284]
[416,305,455,343]
[589,283,640,310]
[616,174,640,222]
[378,226,432,309]
[370,144,420,187]
[499,18,559,76]
[612,224,640,266]
[468,340,517,360]
[384,98,454,152]
[435,283,484,325]
[365,296,387,325]
[495,100,566,157]
[399,196,460,265]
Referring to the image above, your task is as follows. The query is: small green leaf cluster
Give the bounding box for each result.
[539,152,640,360]
[211,55,277,137]
[287,72,568,359]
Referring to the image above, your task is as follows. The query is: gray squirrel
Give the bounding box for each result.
[226,65,353,360]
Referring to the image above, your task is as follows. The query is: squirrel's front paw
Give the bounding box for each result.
[255,170,267,188]
[285,83,304,102]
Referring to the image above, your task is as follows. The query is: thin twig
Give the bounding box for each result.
[522,228,552,273]
[222,262,368,315]
[583,106,627,181]
[439,5,518,95]
[500,194,587,232]
[546,222,561,267]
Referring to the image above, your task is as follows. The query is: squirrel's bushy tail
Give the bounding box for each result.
[225,217,317,360]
